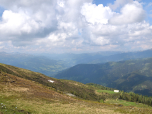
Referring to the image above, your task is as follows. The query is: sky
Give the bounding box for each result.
[0,0,152,53]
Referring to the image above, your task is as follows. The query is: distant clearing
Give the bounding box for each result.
[106,99,149,108]
[97,90,116,94]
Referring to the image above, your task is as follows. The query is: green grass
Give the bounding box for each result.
[106,99,150,108]
[97,90,116,94]
[0,95,30,114]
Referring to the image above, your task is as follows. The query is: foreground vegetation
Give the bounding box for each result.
[1,63,152,113]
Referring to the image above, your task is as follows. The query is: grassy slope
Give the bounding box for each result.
[0,63,102,101]
[0,63,152,113]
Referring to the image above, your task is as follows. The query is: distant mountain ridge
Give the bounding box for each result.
[1,49,152,77]
[40,49,152,65]
[0,52,68,76]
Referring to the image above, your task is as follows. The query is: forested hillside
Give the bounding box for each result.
[55,57,152,96]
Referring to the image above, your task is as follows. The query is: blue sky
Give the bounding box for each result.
[94,0,114,6]
[0,0,151,53]
[0,7,4,17]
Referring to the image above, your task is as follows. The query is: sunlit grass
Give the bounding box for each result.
[105,99,151,108]
[0,93,116,114]
[1,83,152,114]
[97,90,116,94]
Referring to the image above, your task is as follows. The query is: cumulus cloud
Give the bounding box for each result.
[81,3,113,24]
[0,0,57,44]
[0,0,151,53]
[109,1,146,25]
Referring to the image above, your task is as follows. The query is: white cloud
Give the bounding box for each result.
[1,10,36,35]
[109,1,146,25]
[81,3,113,25]
[0,0,151,53]
[0,0,57,43]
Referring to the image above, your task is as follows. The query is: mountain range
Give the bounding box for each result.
[1,49,152,77]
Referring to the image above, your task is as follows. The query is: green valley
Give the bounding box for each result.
[0,52,69,76]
